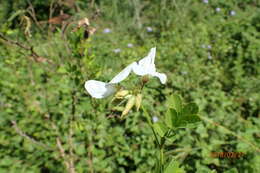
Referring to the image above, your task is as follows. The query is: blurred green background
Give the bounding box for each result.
[0,0,259,172]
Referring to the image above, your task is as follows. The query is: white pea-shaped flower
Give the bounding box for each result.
[84,47,167,98]
[132,47,167,84]
[84,62,136,99]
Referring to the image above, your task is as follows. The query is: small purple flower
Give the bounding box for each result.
[103,28,111,33]
[146,27,153,32]
[127,43,133,48]
[216,8,221,12]
[230,11,236,16]
[113,48,121,53]
[202,0,208,4]
[152,116,159,123]
[207,45,212,49]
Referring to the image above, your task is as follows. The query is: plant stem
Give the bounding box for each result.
[159,137,166,172]
[160,147,164,173]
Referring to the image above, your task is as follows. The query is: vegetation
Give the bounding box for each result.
[0,0,259,172]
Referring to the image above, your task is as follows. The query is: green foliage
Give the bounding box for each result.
[0,0,260,172]
[164,159,185,173]
[153,122,169,138]
[165,95,200,129]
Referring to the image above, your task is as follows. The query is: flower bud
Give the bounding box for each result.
[141,75,149,84]
[115,90,129,99]
[135,93,142,111]
[121,95,136,118]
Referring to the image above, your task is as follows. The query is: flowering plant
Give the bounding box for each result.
[84,48,200,172]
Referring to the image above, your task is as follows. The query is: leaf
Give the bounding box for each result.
[153,122,168,137]
[165,108,178,128]
[142,106,152,126]
[167,94,182,113]
[178,115,200,127]
[75,144,86,155]
[164,159,185,173]
[182,103,199,115]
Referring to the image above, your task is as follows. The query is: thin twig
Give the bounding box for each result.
[0,33,29,50]
[56,138,71,172]
[87,143,94,173]
[26,0,44,32]
[66,91,77,173]
[11,120,51,149]
[200,116,260,153]
[48,0,55,35]
[47,114,75,173]
[0,33,52,63]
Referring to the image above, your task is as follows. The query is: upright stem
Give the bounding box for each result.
[159,137,166,172]
[160,147,164,173]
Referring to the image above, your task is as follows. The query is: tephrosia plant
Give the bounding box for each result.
[85,48,200,173]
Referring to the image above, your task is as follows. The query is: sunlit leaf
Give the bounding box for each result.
[167,94,182,113]
[153,122,168,137]
[164,159,185,173]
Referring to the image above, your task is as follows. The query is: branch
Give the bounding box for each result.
[0,33,52,63]
[11,120,51,150]
[200,116,260,153]
[56,138,72,172]
[26,0,44,32]
[46,114,75,173]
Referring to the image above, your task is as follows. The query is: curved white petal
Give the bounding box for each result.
[109,62,137,84]
[135,47,156,75]
[139,47,156,66]
[149,47,156,65]
[148,47,156,73]
[151,72,167,84]
[132,62,148,76]
[84,80,116,98]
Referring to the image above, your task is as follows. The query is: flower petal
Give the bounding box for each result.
[149,47,156,65]
[151,72,167,84]
[132,62,147,76]
[133,47,157,76]
[109,62,137,84]
[138,47,156,66]
[84,80,116,98]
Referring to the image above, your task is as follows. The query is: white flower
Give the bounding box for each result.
[146,27,153,32]
[152,116,159,123]
[109,62,136,84]
[84,80,116,99]
[85,62,136,98]
[132,47,167,84]
[84,47,166,98]
[103,28,111,33]
[216,8,221,12]
[202,0,208,4]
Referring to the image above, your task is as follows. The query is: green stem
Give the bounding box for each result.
[159,137,166,172]
[160,147,164,173]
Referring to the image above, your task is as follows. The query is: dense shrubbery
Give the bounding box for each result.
[0,0,259,172]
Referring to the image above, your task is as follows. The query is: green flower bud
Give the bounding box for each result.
[141,75,150,84]
[121,95,136,118]
[115,90,129,99]
[135,93,142,111]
